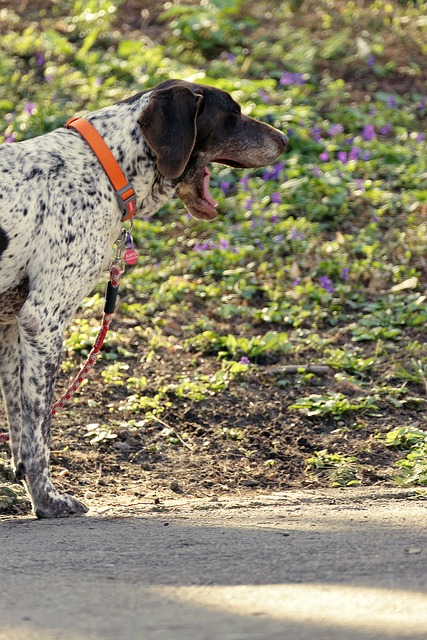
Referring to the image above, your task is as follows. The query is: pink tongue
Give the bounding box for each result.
[203,167,218,208]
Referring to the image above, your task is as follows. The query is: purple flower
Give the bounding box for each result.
[379,123,391,135]
[318,276,334,294]
[263,162,284,182]
[279,71,306,86]
[362,124,376,141]
[319,151,329,162]
[341,267,350,281]
[219,238,230,250]
[24,102,37,115]
[367,54,375,67]
[289,227,304,241]
[416,133,425,143]
[312,126,322,142]
[273,234,284,244]
[258,89,271,103]
[94,76,104,87]
[417,97,426,111]
[355,179,365,191]
[220,181,230,194]
[293,278,301,286]
[349,146,361,161]
[387,95,397,108]
[245,196,254,210]
[5,133,16,143]
[271,161,285,180]
[194,241,213,252]
[328,123,344,136]
[240,174,250,192]
[36,52,45,66]
[271,192,281,204]
[337,151,348,163]
[239,356,250,365]
[312,165,321,177]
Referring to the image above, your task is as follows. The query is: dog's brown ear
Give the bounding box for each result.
[138,86,203,179]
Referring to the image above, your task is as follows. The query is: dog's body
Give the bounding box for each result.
[0,80,286,517]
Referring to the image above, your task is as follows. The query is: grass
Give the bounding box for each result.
[1,0,427,494]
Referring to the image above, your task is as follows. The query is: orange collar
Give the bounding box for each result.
[66,117,137,221]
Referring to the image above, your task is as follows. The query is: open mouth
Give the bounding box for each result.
[176,165,219,221]
[176,159,249,221]
[202,166,218,210]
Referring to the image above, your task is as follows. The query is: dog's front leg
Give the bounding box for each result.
[16,302,88,518]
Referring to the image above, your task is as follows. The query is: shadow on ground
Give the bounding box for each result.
[1,490,426,640]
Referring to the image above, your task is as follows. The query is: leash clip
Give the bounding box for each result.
[116,185,137,221]
[113,223,138,268]
[114,229,127,264]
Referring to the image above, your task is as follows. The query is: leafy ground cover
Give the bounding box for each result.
[1,0,427,512]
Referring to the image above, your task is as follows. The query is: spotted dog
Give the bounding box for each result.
[0,79,287,518]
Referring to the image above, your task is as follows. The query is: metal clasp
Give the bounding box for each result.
[116,185,137,221]
[112,220,135,267]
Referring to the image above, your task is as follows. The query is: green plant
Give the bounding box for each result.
[289,392,379,419]
[120,393,169,419]
[101,362,129,386]
[186,330,291,361]
[384,426,427,449]
[395,445,427,486]
[305,449,360,487]
[393,359,427,393]
[222,427,246,441]
[164,360,250,401]
[161,0,255,55]
[324,348,376,375]
[382,426,427,486]
[84,423,118,444]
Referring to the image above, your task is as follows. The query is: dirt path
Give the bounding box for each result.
[1,488,426,640]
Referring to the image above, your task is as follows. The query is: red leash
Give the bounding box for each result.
[51,262,123,416]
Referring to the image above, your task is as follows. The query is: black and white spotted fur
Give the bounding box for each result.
[0,79,286,518]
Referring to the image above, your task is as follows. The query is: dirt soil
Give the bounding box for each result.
[0,305,414,517]
[1,1,426,517]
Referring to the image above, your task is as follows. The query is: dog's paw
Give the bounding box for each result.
[34,494,89,519]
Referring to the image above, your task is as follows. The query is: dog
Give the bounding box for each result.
[0,79,287,518]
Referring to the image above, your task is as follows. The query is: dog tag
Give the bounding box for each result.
[122,231,138,265]
[123,248,138,265]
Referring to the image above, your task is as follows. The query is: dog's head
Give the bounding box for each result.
[137,79,287,220]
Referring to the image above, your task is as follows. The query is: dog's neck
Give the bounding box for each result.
[85,94,177,219]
